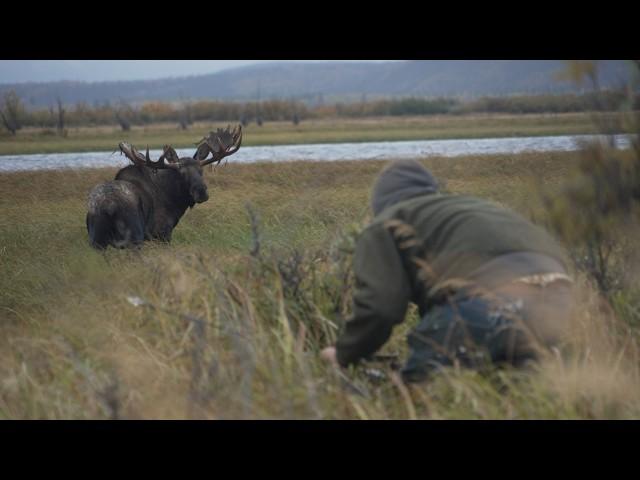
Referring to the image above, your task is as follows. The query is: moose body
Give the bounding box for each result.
[86,126,242,249]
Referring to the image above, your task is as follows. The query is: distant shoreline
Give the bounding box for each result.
[0,112,620,156]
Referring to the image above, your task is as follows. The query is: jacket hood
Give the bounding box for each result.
[371,160,439,216]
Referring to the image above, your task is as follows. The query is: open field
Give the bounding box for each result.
[0,112,618,156]
[1,151,639,419]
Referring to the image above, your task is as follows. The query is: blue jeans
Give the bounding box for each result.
[401,289,560,383]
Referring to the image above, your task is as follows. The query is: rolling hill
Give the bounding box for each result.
[0,60,633,108]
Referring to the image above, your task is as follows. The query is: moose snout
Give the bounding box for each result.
[192,186,209,203]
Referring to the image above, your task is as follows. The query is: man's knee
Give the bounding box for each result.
[401,291,570,381]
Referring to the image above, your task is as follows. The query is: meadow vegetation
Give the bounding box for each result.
[2,151,639,419]
[0,112,620,155]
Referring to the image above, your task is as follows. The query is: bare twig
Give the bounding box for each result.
[245,203,261,258]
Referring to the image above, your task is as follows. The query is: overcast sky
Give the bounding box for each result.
[0,60,395,84]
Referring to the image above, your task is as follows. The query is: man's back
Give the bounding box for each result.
[372,193,568,302]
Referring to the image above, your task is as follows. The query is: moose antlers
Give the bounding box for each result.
[194,124,243,167]
[119,124,242,170]
[119,142,181,170]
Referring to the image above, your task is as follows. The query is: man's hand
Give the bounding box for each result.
[320,346,339,367]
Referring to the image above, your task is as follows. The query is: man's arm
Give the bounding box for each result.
[335,222,412,367]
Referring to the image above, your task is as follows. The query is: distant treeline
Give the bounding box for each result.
[334,91,639,117]
[2,91,639,132]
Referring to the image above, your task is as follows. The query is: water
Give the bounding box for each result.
[0,134,631,173]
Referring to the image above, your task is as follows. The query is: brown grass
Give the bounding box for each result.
[1,151,639,419]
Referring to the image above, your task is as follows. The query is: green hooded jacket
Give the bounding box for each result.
[335,160,568,367]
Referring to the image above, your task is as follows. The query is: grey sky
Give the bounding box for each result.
[0,60,395,84]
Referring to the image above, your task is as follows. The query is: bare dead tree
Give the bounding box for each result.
[179,100,193,130]
[547,61,640,298]
[0,90,23,135]
[292,99,300,125]
[115,110,131,132]
[48,105,55,127]
[559,61,629,147]
[115,101,133,132]
[255,83,263,127]
[56,97,66,136]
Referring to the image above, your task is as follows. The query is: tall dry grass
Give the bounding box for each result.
[1,152,639,419]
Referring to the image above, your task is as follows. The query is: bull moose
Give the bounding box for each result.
[86,125,242,249]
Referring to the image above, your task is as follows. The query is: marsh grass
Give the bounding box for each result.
[1,152,639,419]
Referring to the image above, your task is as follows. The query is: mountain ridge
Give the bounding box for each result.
[0,60,632,108]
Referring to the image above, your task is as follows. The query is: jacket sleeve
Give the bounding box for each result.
[335,222,412,367]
